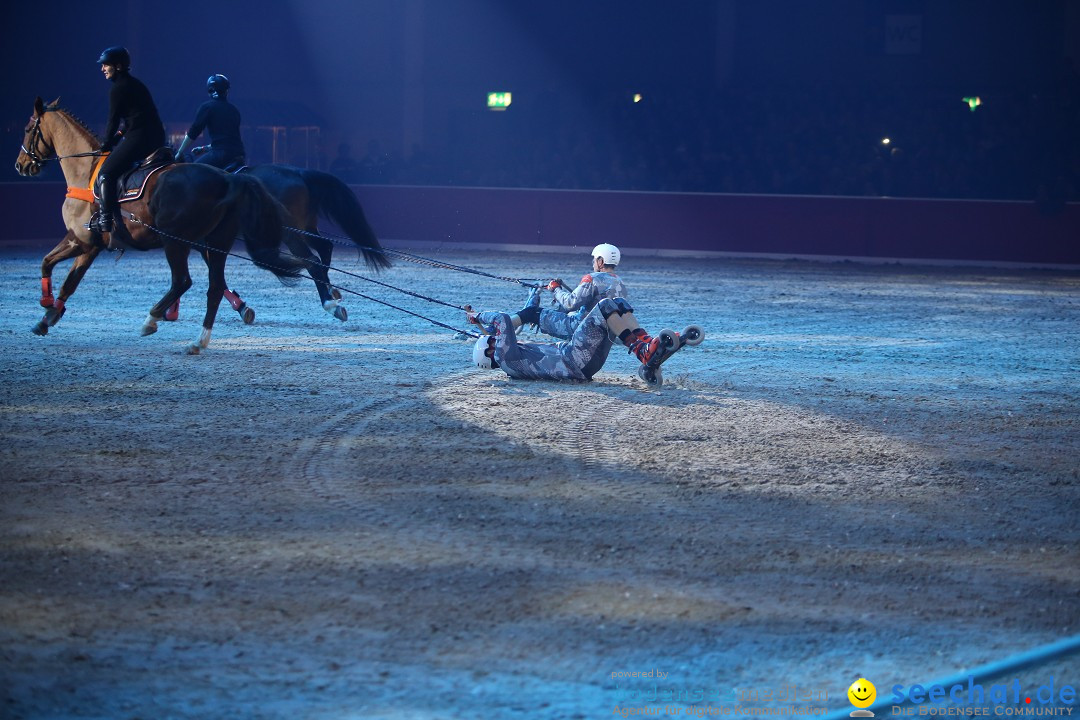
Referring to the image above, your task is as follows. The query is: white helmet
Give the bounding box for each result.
[592,243,621,266]
[473,334,496,369]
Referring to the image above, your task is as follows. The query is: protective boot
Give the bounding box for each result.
[164,299,180,322]
[625,328,661,364]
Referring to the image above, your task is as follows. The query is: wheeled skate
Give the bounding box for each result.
[637,325,704,388]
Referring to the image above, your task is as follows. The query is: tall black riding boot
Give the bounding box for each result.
[85,174,129,249]
[85,202,114,234]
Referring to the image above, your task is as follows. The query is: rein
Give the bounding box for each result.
[21,112,103,172]
[23,111,109,203]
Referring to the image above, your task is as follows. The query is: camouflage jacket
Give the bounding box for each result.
[551,271,628,313]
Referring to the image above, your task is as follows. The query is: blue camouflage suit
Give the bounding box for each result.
[476,298,632,381]
[541,271,629,339]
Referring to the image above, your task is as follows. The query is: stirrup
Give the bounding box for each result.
[85,211,114,234]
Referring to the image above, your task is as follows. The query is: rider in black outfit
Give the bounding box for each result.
[174,74,246,170]
[87,46,166,235]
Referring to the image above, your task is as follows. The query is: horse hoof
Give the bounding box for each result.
[32,321,48,336]
[185,343,201,355]
[333,305,348,322]
[141,323,158,337]
[240,306,255,325]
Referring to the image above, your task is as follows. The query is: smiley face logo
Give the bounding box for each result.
[848,678,877,709]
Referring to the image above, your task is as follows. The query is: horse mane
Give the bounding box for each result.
[50,105,102,148]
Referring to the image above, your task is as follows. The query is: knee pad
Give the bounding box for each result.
[599,297,634,318]
[516,305,540,327]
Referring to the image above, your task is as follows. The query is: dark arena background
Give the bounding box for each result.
[1,2,1078,718]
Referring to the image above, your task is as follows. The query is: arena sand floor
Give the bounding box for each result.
[0,245,1077,719]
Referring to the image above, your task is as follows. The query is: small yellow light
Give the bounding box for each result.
[633,93,643,103]
[881,137,891,145]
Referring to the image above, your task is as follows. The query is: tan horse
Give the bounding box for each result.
[14,97,310,353]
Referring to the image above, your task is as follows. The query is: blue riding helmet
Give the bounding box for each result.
[97,46,130,69]
[207,74,231,99]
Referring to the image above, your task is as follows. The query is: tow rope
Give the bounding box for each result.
[281,224,545,289]
[123,212,482,338]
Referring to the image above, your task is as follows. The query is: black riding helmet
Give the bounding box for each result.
[97,46,130,69]
[207,74,230,99]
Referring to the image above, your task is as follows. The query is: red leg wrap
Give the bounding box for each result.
[40,278,54,308]
[164,299,180,322]
[53,298,66,313]
[223,288,244,311]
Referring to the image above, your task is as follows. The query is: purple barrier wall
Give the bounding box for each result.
[354,186,1080,266]
[4,182,1077,266]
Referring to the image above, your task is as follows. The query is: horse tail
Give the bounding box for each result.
[300,169,392,272]
[227,173,310,283]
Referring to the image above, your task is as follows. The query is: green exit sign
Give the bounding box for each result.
[487,92,512,110]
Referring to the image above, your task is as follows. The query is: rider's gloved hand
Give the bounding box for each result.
[547,279,564,291]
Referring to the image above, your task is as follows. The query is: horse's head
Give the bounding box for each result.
[15,97,62,177]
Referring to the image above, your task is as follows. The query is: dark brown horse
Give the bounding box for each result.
[167,164,392,323]
[247,164,391,320]
[15,97,310,353]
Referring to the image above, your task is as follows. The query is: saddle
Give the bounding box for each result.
[93,147,175,205]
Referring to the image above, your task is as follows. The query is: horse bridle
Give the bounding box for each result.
[20,111,102,172]
[20,115,56,173]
